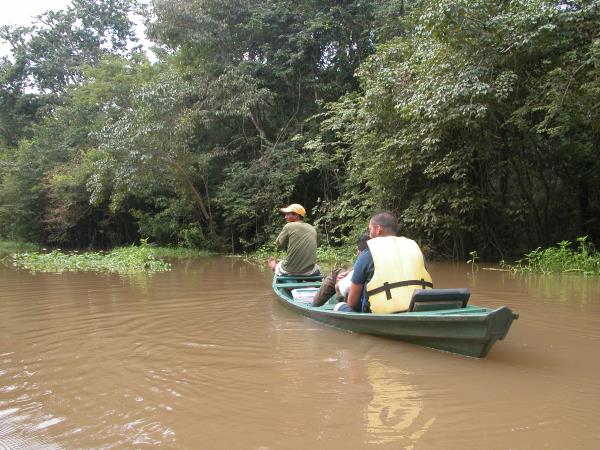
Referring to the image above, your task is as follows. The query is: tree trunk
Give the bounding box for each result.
[164,157,223,251]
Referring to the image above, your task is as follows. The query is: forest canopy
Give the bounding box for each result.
[1,0,599,259]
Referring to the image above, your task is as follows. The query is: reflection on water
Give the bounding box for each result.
[365,360,435,448]
[0,258,599,449]
[512,271,599,306]
[471,266,600,306]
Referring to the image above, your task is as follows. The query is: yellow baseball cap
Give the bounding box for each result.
[280,203,306,217]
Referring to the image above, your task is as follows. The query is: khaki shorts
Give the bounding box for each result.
[274,261,320,277]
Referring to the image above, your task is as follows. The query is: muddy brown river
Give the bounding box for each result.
[1,257,599,449]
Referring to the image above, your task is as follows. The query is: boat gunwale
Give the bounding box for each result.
[272,277,505,322]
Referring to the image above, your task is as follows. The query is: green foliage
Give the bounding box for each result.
[142,0,384,251]
[216,142,311,249]
[0,0,142,145]
[243,243,357,269]
[9,243,208,274]
[146,245,211,259]
[316,245,358,267]
[129,201,211,250]
[503,237,600,276]
[316,0,600,258]
[0,240,39,254]
[2,0,600,261]
[467,250,479,271]
[178,225,211,250]
[0,54,155,245]
[11,246,170,274]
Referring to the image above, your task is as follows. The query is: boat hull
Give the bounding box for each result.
[272,275,518,358]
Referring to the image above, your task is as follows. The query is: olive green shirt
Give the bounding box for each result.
[277,221,318,273]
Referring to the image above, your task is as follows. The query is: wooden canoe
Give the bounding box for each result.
[272,274,518,358]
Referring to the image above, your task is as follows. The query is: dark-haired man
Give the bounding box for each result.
[336,211,432,313]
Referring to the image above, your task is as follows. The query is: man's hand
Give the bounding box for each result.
[346,282,363,312]
[335,270,349,281]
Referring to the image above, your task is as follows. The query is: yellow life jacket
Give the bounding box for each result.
[366,236,433,314]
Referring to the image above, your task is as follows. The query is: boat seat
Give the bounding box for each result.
[276,275,322,282]
[275,282,322,289]
[409,289,470,312]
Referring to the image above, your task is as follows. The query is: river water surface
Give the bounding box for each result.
[1,257,599,449]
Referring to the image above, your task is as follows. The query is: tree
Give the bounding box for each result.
[313,0,600,258]
[0,0,141,146]
[94,67,261,249]
[146,0,381,249]
[0,54,155,245]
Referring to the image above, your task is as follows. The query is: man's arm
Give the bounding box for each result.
[346,250,372,313]
[346,282,363,312]
[275,225,288,248]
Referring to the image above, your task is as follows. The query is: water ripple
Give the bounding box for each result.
[1,261,599,449]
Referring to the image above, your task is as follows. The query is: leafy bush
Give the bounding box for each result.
[178,225,211,250]
[503,237,600,275]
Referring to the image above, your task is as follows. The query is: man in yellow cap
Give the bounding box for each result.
[268,203,320,276]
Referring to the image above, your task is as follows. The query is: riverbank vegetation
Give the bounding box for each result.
[245,244,357,270]
[503,237,600,276]
[9,243,209,274]
[1,0,599,262]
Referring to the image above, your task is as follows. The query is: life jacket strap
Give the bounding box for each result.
[366,278,434,300]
